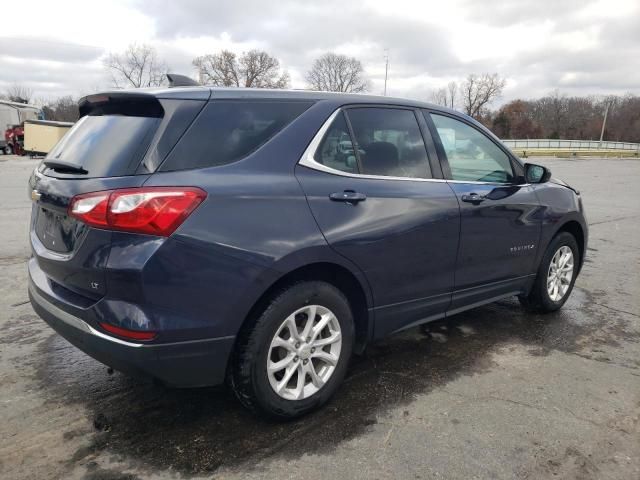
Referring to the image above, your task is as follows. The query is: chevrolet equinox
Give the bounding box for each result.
[28,86,588,418]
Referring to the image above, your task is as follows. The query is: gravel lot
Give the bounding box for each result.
[1,155,638,480]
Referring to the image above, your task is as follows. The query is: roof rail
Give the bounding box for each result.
[166,73,200,88]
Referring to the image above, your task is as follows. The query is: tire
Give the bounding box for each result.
[520,231,579,313]
[231,281,354,419]
[4,144,12,155]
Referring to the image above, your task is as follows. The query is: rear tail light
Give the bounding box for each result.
[69,187,206,236]
[98,322,157,341]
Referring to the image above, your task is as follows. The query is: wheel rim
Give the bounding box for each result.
[267,305,342,401]
[546,245,574,302]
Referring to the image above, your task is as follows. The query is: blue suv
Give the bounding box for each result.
[28,87,587,418]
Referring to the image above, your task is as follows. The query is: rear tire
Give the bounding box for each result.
[231,281,354,419]
[520,232,579,313]
[4,144,12,155]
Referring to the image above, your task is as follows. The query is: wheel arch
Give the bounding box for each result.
[236,261,373,360]
[556,220,585,268]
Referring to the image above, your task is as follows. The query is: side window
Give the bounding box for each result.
[429,113,514,183]
[346,108,431,178]
[160,101,313,172]
[314,112,359,173]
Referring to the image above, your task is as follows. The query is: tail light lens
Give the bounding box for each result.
[69,187,206,236]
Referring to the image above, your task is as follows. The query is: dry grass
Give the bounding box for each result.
[513,149,639,159]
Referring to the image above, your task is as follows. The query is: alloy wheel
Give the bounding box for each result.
[267,305,342,400]
[546,245,574,302]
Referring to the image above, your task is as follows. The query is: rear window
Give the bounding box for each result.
[159,100,313,172]
[44,114,159,177]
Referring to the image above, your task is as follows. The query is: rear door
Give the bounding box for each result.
[424,111,541,311]
[296,106,460,337]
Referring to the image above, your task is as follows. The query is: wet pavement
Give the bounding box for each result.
[1,155,639,479]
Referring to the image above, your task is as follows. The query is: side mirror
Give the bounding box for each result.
[525,163,551,184]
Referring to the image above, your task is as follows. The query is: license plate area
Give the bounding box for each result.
[35,207,79,253]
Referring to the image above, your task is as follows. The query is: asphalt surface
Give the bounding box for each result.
[0,155,638,480]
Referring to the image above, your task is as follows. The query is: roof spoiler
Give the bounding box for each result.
[79,93,163,118]
[166,73,200,87]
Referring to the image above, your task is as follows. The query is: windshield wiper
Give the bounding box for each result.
[43,160,88,174]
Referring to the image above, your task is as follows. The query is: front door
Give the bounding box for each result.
[426,112,542,312]
[296,106,460,337]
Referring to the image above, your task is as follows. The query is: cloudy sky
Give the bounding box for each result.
[1,0,638,105]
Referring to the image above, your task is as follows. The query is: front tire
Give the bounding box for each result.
[520,232,579,313]
[231,281,354,419]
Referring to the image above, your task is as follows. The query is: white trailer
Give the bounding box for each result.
[24,120,74,156]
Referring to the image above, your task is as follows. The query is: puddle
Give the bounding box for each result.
[33,288,638,476]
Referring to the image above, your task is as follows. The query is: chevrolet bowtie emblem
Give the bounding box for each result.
[31,190,41,202]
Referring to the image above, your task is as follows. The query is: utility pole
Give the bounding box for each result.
[383,50,389,96]
[599,101,610,146]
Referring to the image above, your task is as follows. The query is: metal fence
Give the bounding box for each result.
[502,139,640,151]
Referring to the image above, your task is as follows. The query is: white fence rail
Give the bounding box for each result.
[502,139,640,151]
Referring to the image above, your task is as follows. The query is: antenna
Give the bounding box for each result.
[383,50,389,96]
[166,73,200,87]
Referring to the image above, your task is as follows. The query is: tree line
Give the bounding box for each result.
[4,43,639,142]
[104,43,369,93]
[429,78,640,142]
[489,94,640,142]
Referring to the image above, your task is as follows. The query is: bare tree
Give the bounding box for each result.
[461,73,506,119]
[239,50,289,88]
[606,94,640,142]
[5,84,33,104]
[104,43,169,88]
[306,53,368,93]
[193,50,238,87]
[193,50,290,88]
[41,96,79,122]
[446,81,458,109]
[430,87,448,107]
[528,90,569,139]
[491,100,542,139]
[430,81,459,109]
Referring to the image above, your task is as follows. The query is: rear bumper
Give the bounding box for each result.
[29,279,235,388]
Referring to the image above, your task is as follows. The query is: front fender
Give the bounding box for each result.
[533,182,588,271]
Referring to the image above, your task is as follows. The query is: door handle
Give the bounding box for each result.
[461,193,486,203]
[329,190,367,204]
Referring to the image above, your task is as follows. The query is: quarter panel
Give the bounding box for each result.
[140,164,345,339]
[141,235,272,338]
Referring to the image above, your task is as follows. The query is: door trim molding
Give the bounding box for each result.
[299,108,448,183]
[298,107,531,187]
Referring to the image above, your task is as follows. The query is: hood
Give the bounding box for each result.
[550,177,580,195]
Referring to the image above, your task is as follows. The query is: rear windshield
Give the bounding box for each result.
[159,100,313,172]
[44,114,159,177]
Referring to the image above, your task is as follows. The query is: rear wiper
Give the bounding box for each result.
[43,160,88,174]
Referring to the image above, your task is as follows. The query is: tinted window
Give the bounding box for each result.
[430,113,514,183]
[45,115,159,177]
[160,101,312,171]
[314,112,359,173]
[346,108,430,178]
